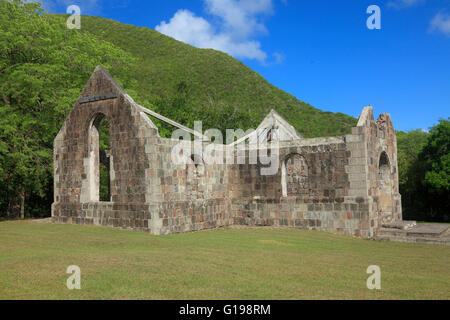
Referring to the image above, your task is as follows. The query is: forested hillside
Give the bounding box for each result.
[59,14,358,139]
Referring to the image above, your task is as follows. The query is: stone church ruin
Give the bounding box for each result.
[52,66,403,238]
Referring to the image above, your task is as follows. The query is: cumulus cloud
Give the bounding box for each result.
[204,0,273,39]
[387,0,425,10]
[155,0,279,64]
[429,12,450,37]
[156,9,267,62]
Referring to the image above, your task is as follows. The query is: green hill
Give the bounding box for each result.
[59,15,357,138]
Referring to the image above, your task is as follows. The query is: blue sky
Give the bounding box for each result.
[38,0,450,132]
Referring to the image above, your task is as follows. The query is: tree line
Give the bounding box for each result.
[398,121,450,222]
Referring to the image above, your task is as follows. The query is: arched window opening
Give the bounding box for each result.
[282,154,309,197]
[378,151,391,181]
[98,116,111,202]
[90,114,111,202]
[267,126,279,143]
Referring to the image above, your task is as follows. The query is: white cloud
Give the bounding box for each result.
[429,12,450,37]
[204,0,273,39]
[156,9,267,62]
[155,0,280,64]
[387,0,425,10]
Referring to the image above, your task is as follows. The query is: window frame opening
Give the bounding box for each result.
[378,151,391,181]
[87,113,112,203]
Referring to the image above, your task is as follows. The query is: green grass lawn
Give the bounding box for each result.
[0,221,448,300]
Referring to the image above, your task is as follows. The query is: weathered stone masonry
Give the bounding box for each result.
[52,66,402,238]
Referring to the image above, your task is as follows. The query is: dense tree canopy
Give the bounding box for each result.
[399,119,450,222]
[0,0,134,217]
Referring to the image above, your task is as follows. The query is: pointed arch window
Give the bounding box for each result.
[88,114,111,202]
[378,151,391,181]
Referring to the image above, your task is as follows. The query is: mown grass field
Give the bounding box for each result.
[0,221,448,300]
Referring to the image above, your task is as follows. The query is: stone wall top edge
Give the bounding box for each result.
[150,135,346,148]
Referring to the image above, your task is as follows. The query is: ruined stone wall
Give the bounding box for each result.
[52,67,233,235]
[228,137,373,238]
[52,67,157,232]
[143,138,233,235]
[361,110,402,228]
[53,67,402,239]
